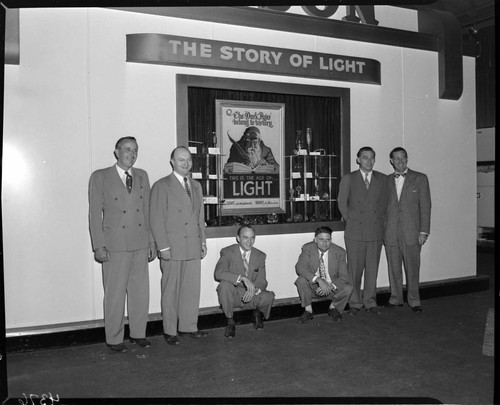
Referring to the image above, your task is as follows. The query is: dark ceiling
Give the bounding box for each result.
[426,0,495,30]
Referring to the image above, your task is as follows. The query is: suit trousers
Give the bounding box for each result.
[345,238,382,309]
[385,227,422,307]
[102,249,149,345]
[217,281,275,319]
[295,276,352,314]
[160,258,201,336]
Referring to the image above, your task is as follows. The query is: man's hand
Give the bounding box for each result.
[148,243,157,262]
[240,276,256,303]
[419,233,428,246]
[94,247,110,263]
[315,278,334,296]
[201,244,208,259]
[158,249,171,261]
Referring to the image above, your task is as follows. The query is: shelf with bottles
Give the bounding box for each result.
[285,155,338,199]
[285,152,339,223]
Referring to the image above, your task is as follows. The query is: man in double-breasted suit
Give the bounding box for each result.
[89,137,156,353]
[295,226,353,323]
[149,146,207,345]
[384,147,431,312]
[214,225,275,338]
[337,146,389,314]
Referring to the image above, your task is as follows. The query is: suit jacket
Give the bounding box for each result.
[149,173,206,260]
[337,170,389,241]
[214,244,269,292]
[88,165,153,252]
[384,169,431,246]
[295,241,350,285]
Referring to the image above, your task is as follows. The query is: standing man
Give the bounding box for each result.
[150,146,208,345]
[337,146,388,315]
[214,225,275,338]
[295,226,353,323]
[384,147,431,312]
[89,137,156,353]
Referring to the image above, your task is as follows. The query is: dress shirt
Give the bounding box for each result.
[312,248,333,285]
[361,170,372,184]
[173,170,189,190]
[115,165,133,186]
[395,169,408,201]
[236,248,260,294]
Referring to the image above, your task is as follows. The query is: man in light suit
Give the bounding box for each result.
[215,225,275,338]
[384,147,431,312]
[337,146,388,315]
[150,146,208,345]
[89,137,156,353]
[295,226,353,323]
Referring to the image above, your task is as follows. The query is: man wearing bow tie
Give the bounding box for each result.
[89,137,156,353]
[214,225,275,338]
[384,147,431,313]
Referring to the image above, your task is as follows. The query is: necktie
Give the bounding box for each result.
[242,251,249,276]
[183,177,191,198]
[395,172,406,178]
[125,171,132,193]
[319,252,327,280]
[364,173,370,190]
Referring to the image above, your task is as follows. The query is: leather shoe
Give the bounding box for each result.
[384,302,403,308]
[365,307,382,315]
[252,309,264,330]
[348,307,360,316]
[411,305,423,313]
[224,322,236,338]
[129,338,151,348]
[108,343,127,353]
[328,307,342,322]
[178,330,208,338]
[298,311,313,323]
[164,334,180,345]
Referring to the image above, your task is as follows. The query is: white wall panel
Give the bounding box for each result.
[3,9,93,328]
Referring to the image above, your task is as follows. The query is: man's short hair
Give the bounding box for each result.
[115,137,137,150]
[357,146,375,157]
[237,224,255,237]
[314,226,333,237]
[170,145,191,160]
[389,147,408,159]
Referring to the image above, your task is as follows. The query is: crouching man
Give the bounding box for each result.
[295,226,352,323]
[215,225,275,338]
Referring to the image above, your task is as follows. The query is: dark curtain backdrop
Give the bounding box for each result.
[187,87,341,156]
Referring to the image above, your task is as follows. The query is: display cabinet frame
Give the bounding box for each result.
[176,74,351,238]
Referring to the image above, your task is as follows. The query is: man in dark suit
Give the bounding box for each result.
[337,146,388,315]
[89,137,156,353]
[214,225,275,338]
[295,226,353,323]
[150,146,208,345]
[384,147,431,313]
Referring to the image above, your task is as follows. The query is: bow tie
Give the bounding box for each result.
[395,173,406,178]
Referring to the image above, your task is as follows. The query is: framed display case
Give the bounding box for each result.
[178,74,350,237]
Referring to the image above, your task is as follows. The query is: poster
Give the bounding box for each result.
[216,100,285,216]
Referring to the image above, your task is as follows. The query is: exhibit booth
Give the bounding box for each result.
[2,6,480,339]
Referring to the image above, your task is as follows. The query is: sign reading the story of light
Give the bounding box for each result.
[126,34,381,85]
